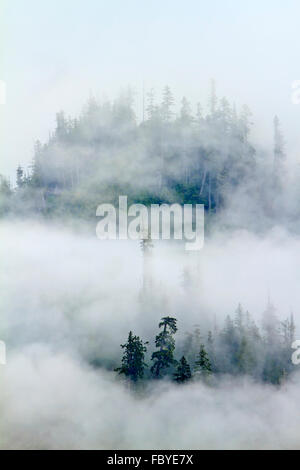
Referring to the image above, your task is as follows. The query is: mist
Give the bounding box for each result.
[1,0,300,451]
[1,220,300,449]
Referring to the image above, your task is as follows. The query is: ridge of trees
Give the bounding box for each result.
[115,304,296,387]
[0,83,286,220]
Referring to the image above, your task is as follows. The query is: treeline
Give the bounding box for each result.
[0,82,285,219]
[115,303,296,386]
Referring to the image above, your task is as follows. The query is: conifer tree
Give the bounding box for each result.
[194,344,212,378]
[151,316,177,378]
[273,115,286,188]
[16,165,24,188]
[146,89,156,121]
[236,336,255,375]
[161,86,174,122]
[179,97,193,125]
[115,331,148,382]
[174,356,192,383]
[208,79,217,116]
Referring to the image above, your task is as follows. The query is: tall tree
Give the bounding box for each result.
[146,88,156,121]
[115,331,148,382]
[179,97,193,126]
[273,115,285,184]
[161,86,174,122]
[208,79,217,116]
[16,165,24,188]
[174,356,192,383]
[151,316,177,378]
[236,336,256,375]
[194,344,212,378]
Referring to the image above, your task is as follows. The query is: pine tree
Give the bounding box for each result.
[273,116,285,166]
[208,79,217,117]
[30,140,44,188]
[234,303,244,335]
[179,97,193,125]
[174,356,192,383]
[236,336,255,375]
[194,344,212,378]
[146,89,156,121]
[151,316,177,378]
[262,298,280,346]
[161,86,174,122]
[196,102,203,123]
[207,330,217,372]
[115,331,148,382]
[16,165,24,188]
[0,175,11,196]
[239,104,253,143]
[0,175,12,215]
[273,115,285,188]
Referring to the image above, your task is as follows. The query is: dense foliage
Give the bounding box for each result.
[0,83,286,224]
[116,305,296,386]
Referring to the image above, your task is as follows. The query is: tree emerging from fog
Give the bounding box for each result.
[116,307,296,387]
[0,82,288,230]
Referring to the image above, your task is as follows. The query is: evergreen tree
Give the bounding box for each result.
[234,303,244,334]
[236,336,256,375]
[239,104,253,143]
[146,88,156,121]
[30,140,44,188]
[208,79,217,116]
[0,175,11,196]
[151,316,177,378]
[273,116,285,166]
[0,175,12,215]
[115,331,148,382]
[207,330,217,372]
[179,97,193,125]
[262,298,280,346]
[16,165,24,188]
[273,115,285,188]
[174,356,192,383]
[161,86,174,122]
[194,344,212,378]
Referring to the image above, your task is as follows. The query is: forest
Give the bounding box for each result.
[0,82,288,230]
[1,84,297,390]
[115,304,296,387]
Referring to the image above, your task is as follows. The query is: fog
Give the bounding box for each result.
[2,348,300,450]
[1,220,300,449]
[1,0,300,178]
[1,0,300,451]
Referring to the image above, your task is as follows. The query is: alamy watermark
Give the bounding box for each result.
[291,80,300,105]
[291,340,300,365]
[96,196,204,251]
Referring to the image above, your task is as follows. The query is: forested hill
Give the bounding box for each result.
[0,84,287,223]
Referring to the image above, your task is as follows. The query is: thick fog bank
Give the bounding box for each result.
[1,220,300,449]
[1,347,300,449]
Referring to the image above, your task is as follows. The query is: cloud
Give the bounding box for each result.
[1,221,300,449]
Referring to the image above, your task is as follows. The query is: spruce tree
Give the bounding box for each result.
[115,331,148,382]
[16,165,24,188]
[151,316,177,378]
[174,356,192,383]
[194,344,212,378]
[161,86,174,122]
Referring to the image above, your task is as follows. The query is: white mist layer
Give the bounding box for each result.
[1,220,300,449]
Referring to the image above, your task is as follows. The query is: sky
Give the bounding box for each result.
[0,0,300,179]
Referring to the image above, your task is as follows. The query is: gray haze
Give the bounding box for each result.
[1,0,300,451]
[1,221,300,449]
[1,0,300,178]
